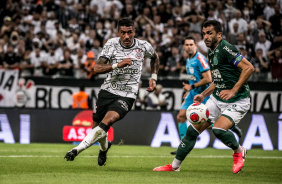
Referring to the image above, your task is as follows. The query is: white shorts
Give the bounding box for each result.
[205,95,251,125]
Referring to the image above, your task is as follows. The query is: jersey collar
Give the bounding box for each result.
[119,38,136,49]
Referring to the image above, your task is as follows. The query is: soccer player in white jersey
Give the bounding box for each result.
[65,18,160,166]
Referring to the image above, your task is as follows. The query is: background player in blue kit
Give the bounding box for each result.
[170,36,212,155]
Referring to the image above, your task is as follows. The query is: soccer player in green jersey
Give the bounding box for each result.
[153,20,254,173]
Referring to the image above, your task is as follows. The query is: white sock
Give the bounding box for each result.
[74,126,107,153]
[234,145,243,153]
[99,136,108,151]
[172,158,182,169]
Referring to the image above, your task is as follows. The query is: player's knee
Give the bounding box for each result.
[212,128,225,139]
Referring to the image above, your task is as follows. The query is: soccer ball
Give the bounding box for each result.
[186,103,209,125]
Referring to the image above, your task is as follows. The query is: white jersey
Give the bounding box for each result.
[99,37,155,99]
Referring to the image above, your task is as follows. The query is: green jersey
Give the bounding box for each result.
[208,39,250,103]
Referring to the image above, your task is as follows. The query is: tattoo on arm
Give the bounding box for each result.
[93,57,113,74]
[150,52,159,74]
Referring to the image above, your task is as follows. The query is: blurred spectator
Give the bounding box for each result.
[255,31,272,58]
[165,45,181,77]
[72,85,91,109]
[56,0,75,29]
[263,0,276,21]
[71,48,87,79]
[146,84,167,110]
[44,45,61,76]
[83,51,96,80]
[88,5,101,30]
[91,39,102,61]
[57,49,74,77]
[267,48,282,81]
[2,44,20,69]
[269,4,282,36]
[28,46,47,76]
[121,3,137,20]
[229,10,248,38]
[251,48,271,81]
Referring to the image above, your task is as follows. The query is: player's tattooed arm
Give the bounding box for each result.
[93,57,132,74]
[150,51,160,74]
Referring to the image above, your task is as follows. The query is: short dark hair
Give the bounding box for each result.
[202,20,222,33]
[117,17,134,29]
[183,36,197,44]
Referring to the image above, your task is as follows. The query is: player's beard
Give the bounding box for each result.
[210,36,218,50]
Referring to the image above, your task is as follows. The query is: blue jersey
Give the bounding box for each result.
[181,52,210,109]
[186,52,210,94]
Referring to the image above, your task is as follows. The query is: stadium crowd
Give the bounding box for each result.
[0,0,282,81]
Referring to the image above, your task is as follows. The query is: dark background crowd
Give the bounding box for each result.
[0,0,281,81]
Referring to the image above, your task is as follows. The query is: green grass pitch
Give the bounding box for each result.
[0,143,282,184]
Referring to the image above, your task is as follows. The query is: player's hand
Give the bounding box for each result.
[219,89,236,101]
[194,94,204,103]
[118,59,132,68]
[146,79,156,92]
[183,82,192,92]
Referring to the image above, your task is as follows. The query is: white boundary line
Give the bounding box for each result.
[0,155,282,159]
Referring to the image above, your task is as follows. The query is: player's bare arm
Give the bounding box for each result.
[219,58,254,100]
[183,70,212,92]
[194,82,215,103]
[93,57,132,75]
[147,51,159,92]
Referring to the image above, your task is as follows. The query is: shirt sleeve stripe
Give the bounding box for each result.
[197,55,209,69]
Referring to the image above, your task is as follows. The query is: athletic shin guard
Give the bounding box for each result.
[176,125,199,161]
[212,128,239,150]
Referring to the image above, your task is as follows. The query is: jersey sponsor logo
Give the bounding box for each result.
[215,83,226,89]
[215,49,219,52]
[117,68,139,74]
[223,46,237,56]
[197,55,209,69]
[118,100,129,111]
[212,69,223,82]
[110,82,132,92]
[135,49,144,59]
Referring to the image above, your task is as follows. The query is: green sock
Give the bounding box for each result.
[176,125,199,161]
[178,122,187,140]
[212,128,239,150]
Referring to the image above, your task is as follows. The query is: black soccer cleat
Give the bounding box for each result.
[232,125,242,138]
[98,141,112,166]
[170,150,177,155]
[64,149,78,161]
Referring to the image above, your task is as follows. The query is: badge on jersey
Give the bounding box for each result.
[189,67,194,74]
[135,49,144,59]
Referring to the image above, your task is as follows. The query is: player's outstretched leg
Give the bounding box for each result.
[98,140,112,166]
[212,127,246,173]
[154,125,199,171]
[64,123,107,161]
